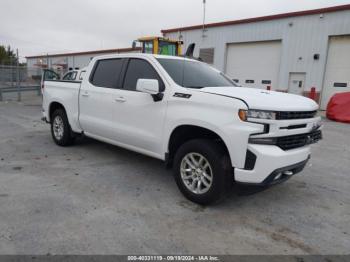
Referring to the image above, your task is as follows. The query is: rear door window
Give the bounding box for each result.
[123,59,164,92]
[90,59,124,88]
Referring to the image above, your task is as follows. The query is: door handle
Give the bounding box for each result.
[115,97,126,103]
[81,92,89,97]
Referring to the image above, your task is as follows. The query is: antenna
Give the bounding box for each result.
[202,0,207,37]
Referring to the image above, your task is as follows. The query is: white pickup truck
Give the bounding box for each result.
[42,53,322,204]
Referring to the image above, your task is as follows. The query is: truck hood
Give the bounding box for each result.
[199,86,319,111]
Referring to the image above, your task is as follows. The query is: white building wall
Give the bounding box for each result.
[26,49,141,77]
[164,10,350,94]
[70,55,93,69]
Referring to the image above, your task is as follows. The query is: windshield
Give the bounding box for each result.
[157,58,237,88]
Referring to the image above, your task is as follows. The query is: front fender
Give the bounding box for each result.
[163,90,264,168]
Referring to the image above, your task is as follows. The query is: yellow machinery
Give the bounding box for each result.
[135,36,183,56]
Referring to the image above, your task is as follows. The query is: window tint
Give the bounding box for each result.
[123,59,164,91]
[157,58,236,88]
[91,59,123,88]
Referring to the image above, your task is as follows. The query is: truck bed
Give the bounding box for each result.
[42,80,82,132]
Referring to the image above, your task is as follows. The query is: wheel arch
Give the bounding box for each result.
[166,124,231,168]
[48,101,66,123]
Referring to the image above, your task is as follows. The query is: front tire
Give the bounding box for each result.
[173,139,233,205]
[50,108,75,146]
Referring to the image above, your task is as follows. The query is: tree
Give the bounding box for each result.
[0,45,18,65]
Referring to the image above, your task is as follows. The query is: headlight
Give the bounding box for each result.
[239,109,276,121]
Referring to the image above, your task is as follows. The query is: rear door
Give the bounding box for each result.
[79,58,125,140]
[111,58,167,156]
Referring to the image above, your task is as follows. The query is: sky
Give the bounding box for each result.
[0,0,349,61]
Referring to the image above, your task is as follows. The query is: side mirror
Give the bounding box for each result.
[136,79,160,95]
[136,79,164,102]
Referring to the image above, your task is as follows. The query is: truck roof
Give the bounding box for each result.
[153,54,195,61]
[92,53,197,62]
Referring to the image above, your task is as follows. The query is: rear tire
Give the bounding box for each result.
[50,108,75,146]
[173,139,233,205]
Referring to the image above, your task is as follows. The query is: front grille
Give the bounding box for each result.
[276,111,317,120]
[277,130,322,150]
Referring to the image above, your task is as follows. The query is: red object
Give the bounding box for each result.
[326,92,350,123]
[309,87,316,101]
[266,85,271,90]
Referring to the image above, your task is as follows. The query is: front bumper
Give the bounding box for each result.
[239,157,309,187]
[234,143,311,184]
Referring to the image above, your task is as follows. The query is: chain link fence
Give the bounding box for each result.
[0,65,42,101]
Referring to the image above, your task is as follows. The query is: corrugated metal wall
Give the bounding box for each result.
[164,10,350,93]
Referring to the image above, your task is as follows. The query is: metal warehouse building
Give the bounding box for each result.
[162,4,350,109]
[25,47,140,78]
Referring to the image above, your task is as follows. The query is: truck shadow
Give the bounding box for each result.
[73,136,281,206]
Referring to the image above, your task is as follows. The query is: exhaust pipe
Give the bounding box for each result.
[274,170,294,181]
[283,171,294,176]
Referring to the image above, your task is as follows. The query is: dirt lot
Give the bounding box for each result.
[0,93,349,255]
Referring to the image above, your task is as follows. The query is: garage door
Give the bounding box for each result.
[225,41,282,89]
[320,35,350,110]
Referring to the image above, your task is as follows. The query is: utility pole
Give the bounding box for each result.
[202,0,207,38]
[16,48,21,102]
[11,56,14,87]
